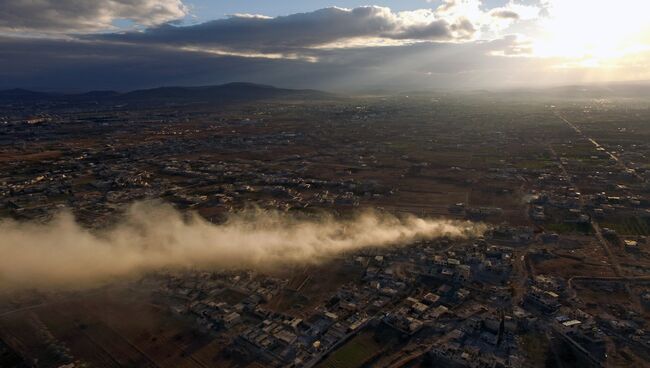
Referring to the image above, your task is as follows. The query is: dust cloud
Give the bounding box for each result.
[0,201,486,289]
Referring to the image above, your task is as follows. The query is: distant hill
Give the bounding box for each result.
[119,83,329,103]
[388,81,650,100]
[469,82,650,100]
[0,88,56,102]
[0,83,333,107]
[542,83,650,98]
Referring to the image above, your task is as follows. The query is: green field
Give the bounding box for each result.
[520,333,551,367]
[601,216,650,236]
[513,160,556,170]
[317,332,384,368]
[545,222,593,235]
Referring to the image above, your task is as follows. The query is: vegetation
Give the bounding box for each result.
[520,333,551,368]
[545,222,593,235]
[317,332,384,368]
[601,216,650,236]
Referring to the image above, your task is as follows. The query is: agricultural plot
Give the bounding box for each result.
[602,216,650,236]
[316,331,384,368]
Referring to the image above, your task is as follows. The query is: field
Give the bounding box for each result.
[601,216,650,236]
[530,244,616,279]
[544,222,593,235]
[266,262,364,317]
[316,331,384,368]
[0,150,63,162]
[2,93,650,367]
[520,333,552,367]
[0,288,218,368]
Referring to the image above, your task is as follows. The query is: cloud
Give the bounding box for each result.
[0,34,552,91]
[488,34,534,56]
[491,10,520,20]
[432,0,540,35]
[491,2,541,21]
[2,2,641,91]
[0,0,188,33]
[533,0,650,57]
[0,201,485,289]
[96,6,480,55]
[78,4,538,68]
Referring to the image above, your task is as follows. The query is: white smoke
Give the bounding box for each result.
[0,201,485,289]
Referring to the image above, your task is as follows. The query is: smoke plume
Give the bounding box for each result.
[0,202,485,289]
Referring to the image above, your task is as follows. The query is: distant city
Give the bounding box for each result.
[0,82,649,367]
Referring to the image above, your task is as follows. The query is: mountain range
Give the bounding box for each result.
[0,83,333,107]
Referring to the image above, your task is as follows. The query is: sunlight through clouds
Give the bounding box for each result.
[533,0,650,62]
[1,0,649,90]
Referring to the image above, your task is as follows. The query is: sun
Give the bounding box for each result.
[532,0,650,64]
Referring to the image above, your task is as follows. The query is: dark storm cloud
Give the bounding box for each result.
[0,36,283,90]
[0,0,187,33]
[0,34,536,92]
[391,20,453,40]
[0,4,543,92]
[95,6,475,53]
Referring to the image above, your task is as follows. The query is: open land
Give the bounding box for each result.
[1,90,649,367]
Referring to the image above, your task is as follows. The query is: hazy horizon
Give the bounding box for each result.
[4,79,650,96]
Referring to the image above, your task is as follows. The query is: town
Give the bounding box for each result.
[0,91,649,368]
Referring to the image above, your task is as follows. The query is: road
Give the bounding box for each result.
[551,111,642,307]
[548,117,622,275]
[555,111,645,182]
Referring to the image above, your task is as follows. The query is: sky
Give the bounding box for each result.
[1,0,649,92]
[185,1,508,22]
